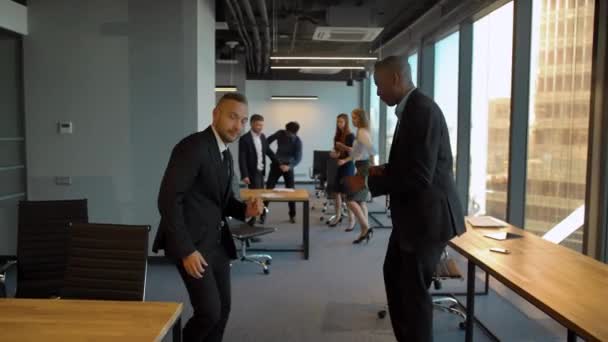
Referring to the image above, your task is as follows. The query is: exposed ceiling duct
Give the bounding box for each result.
[220,0,401,80]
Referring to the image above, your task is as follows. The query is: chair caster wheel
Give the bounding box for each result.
[263,268,270,275]
[265,259,272,265]
[377,310,387,319]
[459,321,466,330]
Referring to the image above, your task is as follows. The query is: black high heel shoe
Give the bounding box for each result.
[353,228,374,244]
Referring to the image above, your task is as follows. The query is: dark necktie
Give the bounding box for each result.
[222,149,231,178]
[388,119,401,163]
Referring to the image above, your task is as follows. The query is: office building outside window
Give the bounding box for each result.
[433,31,460,166]
[408,53,418,87]
[469,2,514,219]
[525,0,595,252]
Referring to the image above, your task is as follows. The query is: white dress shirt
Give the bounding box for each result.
[211,125,228,158]
[251,131,264,171]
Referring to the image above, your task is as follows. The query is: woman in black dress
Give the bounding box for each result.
[328,113,355,227]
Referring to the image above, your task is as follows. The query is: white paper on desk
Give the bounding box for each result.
[272,188,295,192]
[261,193,282,198]
[467,216,507,228]
[484,232,508,240]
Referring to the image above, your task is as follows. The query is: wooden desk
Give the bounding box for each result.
[449,222,608,342]
[0,298,183,342]
[240,189,310,259]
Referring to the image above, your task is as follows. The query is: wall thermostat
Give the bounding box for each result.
[58,121,73,134]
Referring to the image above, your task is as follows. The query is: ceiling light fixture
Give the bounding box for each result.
[270,96,318,101]
[215,86,238,92]
[270,66,365,70]
[270,56,378,61]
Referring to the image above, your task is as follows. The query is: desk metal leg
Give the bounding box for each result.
[567,329,577,342]
[484,270,490,294]
[173,316,182,342]
[466,261,476,342]
[303,201,310,260]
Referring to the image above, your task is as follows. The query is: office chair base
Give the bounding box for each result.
[240,254,272,275]
[377,298,467,329]
[433,297,467,327]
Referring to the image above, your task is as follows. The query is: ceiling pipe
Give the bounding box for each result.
[256,0,272,72]
[239,0,263,74]
[225,0,253,71]
[227,0,255,72]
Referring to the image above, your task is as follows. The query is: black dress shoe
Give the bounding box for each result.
[289,216,296,224]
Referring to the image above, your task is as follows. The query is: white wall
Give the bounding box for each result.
[0,0,27,34]
[246,80,361,181]
[197,0,215,130]
[23,0,215,254]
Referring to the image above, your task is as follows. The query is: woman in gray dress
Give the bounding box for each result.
[335,108,376,244]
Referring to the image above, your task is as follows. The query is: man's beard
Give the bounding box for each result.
[220,131,237,143]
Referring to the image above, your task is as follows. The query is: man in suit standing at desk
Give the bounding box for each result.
[239,114,276,224]
[153,92,264,342]
[348,56,465,342]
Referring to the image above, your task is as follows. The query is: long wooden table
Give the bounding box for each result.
[449,221,608,342]
[240,188,310,259]
[0,298,183,341]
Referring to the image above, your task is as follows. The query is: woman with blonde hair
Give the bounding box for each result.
[335,108,375,243]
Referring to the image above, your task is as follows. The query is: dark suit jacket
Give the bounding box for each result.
[368,89,465,250]
[153,126,246,260]
[238,131,276,179]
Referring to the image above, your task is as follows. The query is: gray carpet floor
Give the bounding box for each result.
[145,191,570,342]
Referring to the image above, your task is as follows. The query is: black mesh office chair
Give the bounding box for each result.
[378,250,466,328]
[231,221,276,274]
[61,223,150,301]
[0,199,88,298]
[430,251,467,328]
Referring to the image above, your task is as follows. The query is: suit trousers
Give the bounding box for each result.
[265,164,296,218]
[383,235,446,342]
[247,169,265,189]
[176,247,231,342]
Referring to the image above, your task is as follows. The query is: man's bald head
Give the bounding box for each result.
[373,56,415,106]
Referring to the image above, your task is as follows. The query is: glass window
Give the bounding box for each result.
[468,2,514,219]
[386,104,397,160]
[408,53,418,87]
[525,0,595,252]
[433,31,460,165]
[369,80,380,164]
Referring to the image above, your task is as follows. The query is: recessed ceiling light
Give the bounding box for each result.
[270,56,378,61]
[270,66,365,70]
[270,96,318,100]
[215,86,238,92]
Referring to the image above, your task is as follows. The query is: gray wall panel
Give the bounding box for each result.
[0,168,25,197]
[0,141,25,166]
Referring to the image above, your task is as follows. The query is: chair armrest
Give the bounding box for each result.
[0,260,16,275]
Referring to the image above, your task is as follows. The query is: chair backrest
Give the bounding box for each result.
[434,250,462,279]
[312,150,331,180]
[62,223,150,301]
[325,158,340,193]
[16,199,88,298]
